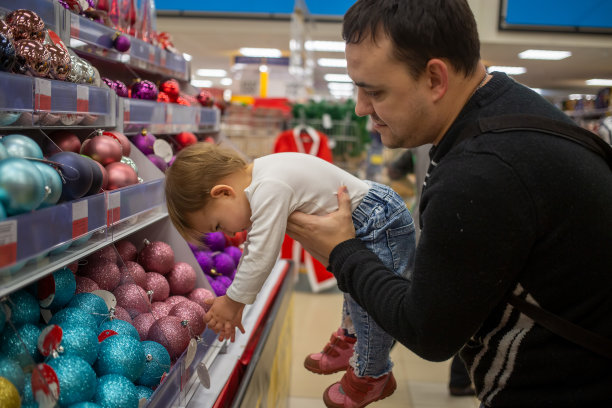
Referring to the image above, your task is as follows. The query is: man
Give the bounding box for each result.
[287,0,612,407]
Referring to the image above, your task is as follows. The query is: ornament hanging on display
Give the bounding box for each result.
[147,154,168,172]
[13,39,51,78]
[137,341,171,387]
[0,32,16,73]
[224,245,243,267]
[157,91,170,103]
[115,240,137,263]
[213,253,236,277]
[5,9,45,41]
[151,301,171,319]
[144,272,170,302]
[204,231,226,252]
[103,130,131,157]
[1,323,42,369]
[0,20,14,41]
[119,155,138,175]
[112,305,133,324]
[32,161,63,208]
[130,79,158,100]
[94,374,139,408]
[169,300,206,335]
[188,288,215,312]
[147,315,191,360]
[56,324,99,365]
[112,31,131,52]
[197,89,214,107]
[194,250,213,274]
[37,267,76,309]
[176,95,191,106]
[80,260,121,292]
[131,129,156,155]
[95,334,145,382]
[0,158,46,215]
[47,354,96,406]
[87,244,118,265]
[160,79,180,101]
[175,131,198,150]
[31,363,60,408]
[138,240,175,275]
[67,292,109,326]
[165,295,188,308]
[49,307,98,331]
[75,276,100,294]
[84,154,105,195]
[102,77,117,91]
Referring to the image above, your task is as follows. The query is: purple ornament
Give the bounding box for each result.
[167,262,196,295]
[144,272,170,302]
[131,130,156,155]
[195,251,213,274]
[147,154,168,172]
[209,278,228,296]
[204,232,226,252]
[130,80,158,101]
[113,33,131,52]
[213,253,236,277]
[224,246,243,267]
[101,77,117,91]
[114,80,129,97]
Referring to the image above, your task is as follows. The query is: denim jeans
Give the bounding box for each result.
[342,181,416,378]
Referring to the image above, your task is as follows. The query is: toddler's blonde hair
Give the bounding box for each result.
[165,142,247,243]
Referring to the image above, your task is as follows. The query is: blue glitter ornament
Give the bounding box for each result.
[7,290,40,326]
[22,372,34,405]
[94,374,138,408]
[0,354,25,394]
[0,323,41,368]
[48,267,77,309]
[135,385,153,400]
[48,354,96,406]
[67,293,108,326]
[95,334,145,382]
[59,323,99,365]
[98,319,139,341]
[49,308,97,331]
[68,403,103,408]
[136,341,171,387]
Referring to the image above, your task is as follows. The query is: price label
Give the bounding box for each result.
[38,325,63,357]
[196,362,211,389]
[31,363,59,408]
[123,99,130,123]
[0,220,17,268]
[76,85,90,113]
[35,78,52,111]
[72,200,88,239]
[185,338,197,366]
[107,192,121,226]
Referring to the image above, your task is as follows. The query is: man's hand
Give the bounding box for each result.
[286,186,356,266]
[204,295,246,342]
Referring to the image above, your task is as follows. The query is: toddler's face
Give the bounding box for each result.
[189,193,252,237]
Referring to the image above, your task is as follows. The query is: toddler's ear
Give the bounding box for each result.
[210,184,234,197]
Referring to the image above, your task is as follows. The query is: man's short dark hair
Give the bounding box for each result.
[342,0,480,79]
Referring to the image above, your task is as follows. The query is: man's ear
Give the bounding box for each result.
[425,58,448,102]
[210,184,235,198]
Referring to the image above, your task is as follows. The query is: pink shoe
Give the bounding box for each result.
[323,368,396,408]
[304,328,356,375]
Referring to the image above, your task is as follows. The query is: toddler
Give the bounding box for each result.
[165,142,415,407]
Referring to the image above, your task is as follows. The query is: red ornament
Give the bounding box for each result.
[157,91,171,103]
[45,130,82,155]
[138,240,175,275]
[160,79,180,100]
[105,162,138,190]
[94,161,108,191]
[81,135,123,166]
[176,96,190,106]
[197,90,214,107]
[174,131,197,149]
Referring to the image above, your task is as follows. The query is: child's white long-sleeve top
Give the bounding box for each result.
[225,152,370,304]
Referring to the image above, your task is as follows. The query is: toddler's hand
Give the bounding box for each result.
[204,295,246,342]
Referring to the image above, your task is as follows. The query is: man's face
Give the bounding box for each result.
[346,34,435,149]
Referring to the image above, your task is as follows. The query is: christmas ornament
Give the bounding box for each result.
[38,266,76,309]
[224,246,243,267]
[60,113,85,126]
[188,288,215,312]
[135,385,153,400]
[81,260,121,292]
[66,52,87,83]
[144,272,170,302]
[132,313,155,341]
[1,323,41,368]
[160,79,180,100]
[150,301,171,319]
[94,160,109,191]
[167,262,196,295]
[87,245,118,265]
[114,80,129,97]
[213,253,235,277]
[176,96,191,106]
[138,240,175,275]
[112,305,133,324]
[102,130,131,157]
[94,374,138,408]
[57,0,89,14]
[210,276,231,296]
[0,376,20,408]
[105,162,138,190]
[194,251,214,274]
[13,39,50,77]
[99,319,139,341]
[81,135,123,166]
[95,334,145,381]
[48,354,96,406]
[7,290,40,325]
[157,91,170,103]
[137,341,170,387]
[21,372,34,406]
[58,323,99,365]
[175,131,198,149]
[0,355,25,394]
[119,155,138,174]
[115,240,137,263]
[102,77,117,91]
[85,155,104,196]
[169,300,205,336]
[45,130,81,155]
[113,283,150,318]
[131,129,156,155]
[49,307,98,331]
[67,292,109,326]
[197,89,214,107]
[49,151,94,201]
[147,154,168,172]
[165,295,188,308]
[45,43,71,81]
[204,231,226,252]
[1,134,43,159]
[112,32,131,52]
[31,161,62,208]
[130,79,158,100]
[0,20,13,40]
[0,112,19,127]
[0,33,16,73]
[6,9,45,41]
[119,261,146,287]
[147,315,191,360]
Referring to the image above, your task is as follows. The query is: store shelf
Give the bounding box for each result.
[199,107,221,133]
[107,178,166,228]
[121,97,167,135]
[121,98,213,135]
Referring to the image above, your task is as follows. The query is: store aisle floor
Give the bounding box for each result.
[288,289,480,408]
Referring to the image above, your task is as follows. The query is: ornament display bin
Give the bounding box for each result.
[0,72,34,129]
[0,0,66,43]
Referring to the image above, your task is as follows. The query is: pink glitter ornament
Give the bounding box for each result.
[165,295,188,308]
[115,240,137,263]
[113,283,151,318]
[133,312,156,341]
[67,261,79,274]
[167,262,196,296]
[151,302,171,319]
[188,288,215,312]
[147,315,191,360]
[169,300,206,336]
[112,305,133,324]
[144,272,170,302]
[119,261,146,287]
[75,276,100,294]
[87,245,118,265]
[81,260,121,291]
[138,240,174,275]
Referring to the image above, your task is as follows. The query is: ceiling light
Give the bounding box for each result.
[328,82,354,91]
[191,79,212,88]
[586,79,612,86]
[196,69,227,77]
[239,47,282,58]
[220,78,233,86]
[318,58,347,68]
[518,50,572,60]
[305,40,345,52]
[182,53,193,61]
[487,66,526,75]
[324,73,352,82]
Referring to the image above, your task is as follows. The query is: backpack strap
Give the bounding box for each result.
[456,114,612,170]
